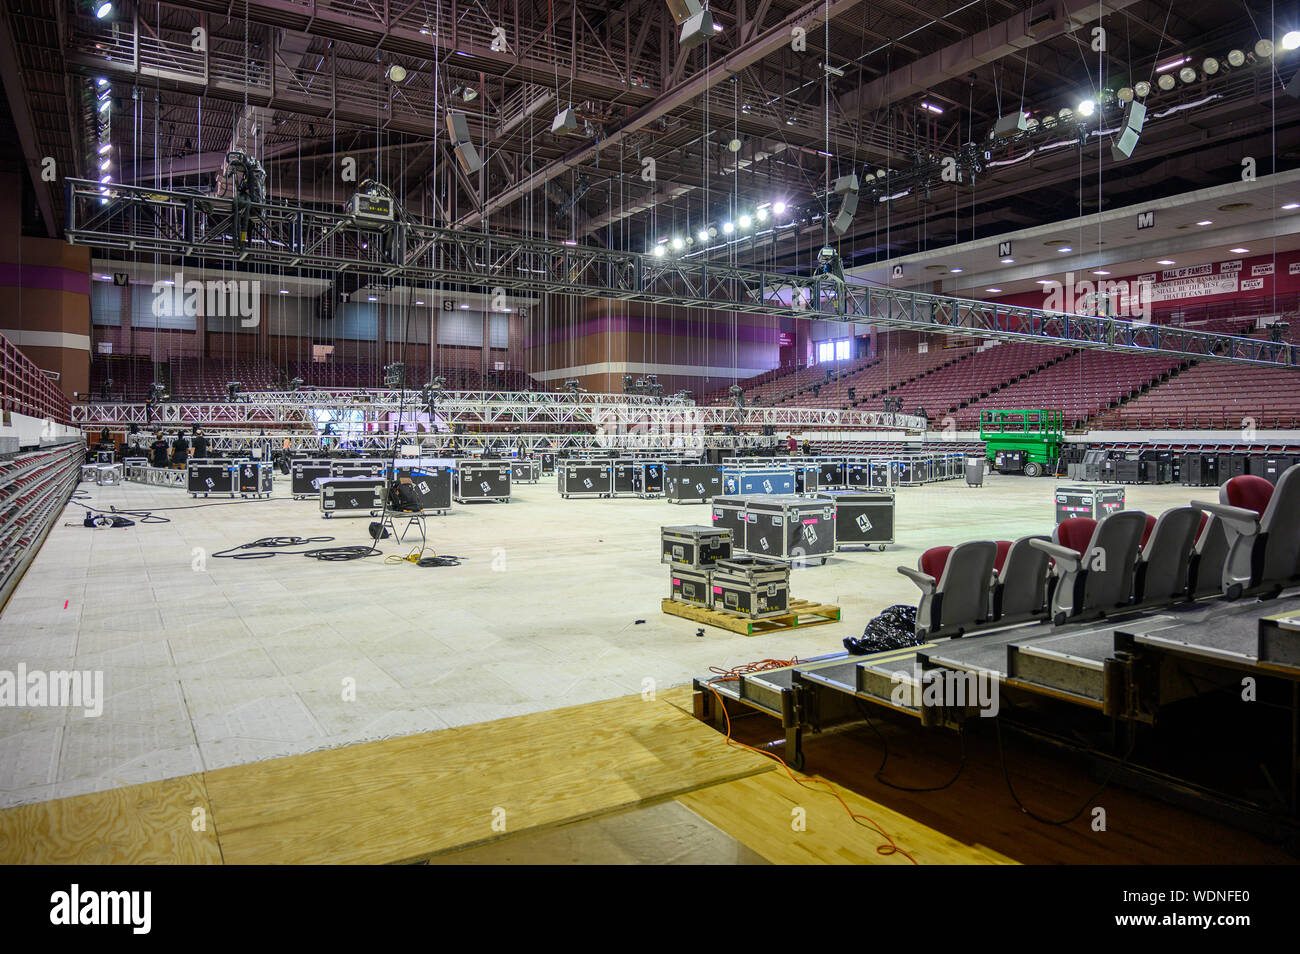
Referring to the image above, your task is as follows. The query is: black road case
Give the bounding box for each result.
[187,459,238,497]
[559,461,613,498]
[400,467,453,513]
[817,491,894,550]
[670,567,712,607]
[638,461,665,497]
[817,459,846,489]
[664,463,723,503]
[291,459,333,499]
[1054,485,1125,523]
[332,459,387,479]
[320,477,387,516]
[613,460,643,497]
[237,461,273,498]
[710,496,750,552]
[456,462,511,503]
[794,464,820,494]
[742,496,835,564]
[661,525,733,568]
[711,557,791,618]
[845,460,871,489]
[509,458,541,484]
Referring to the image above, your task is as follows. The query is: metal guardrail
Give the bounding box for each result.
[64,180,1297,368]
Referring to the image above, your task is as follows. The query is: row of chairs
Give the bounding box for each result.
[902,464,1300,638]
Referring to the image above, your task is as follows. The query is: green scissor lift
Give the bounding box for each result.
[979,409,1065,477]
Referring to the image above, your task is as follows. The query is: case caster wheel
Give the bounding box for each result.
[877,544,887,552]
[790,750,806,772]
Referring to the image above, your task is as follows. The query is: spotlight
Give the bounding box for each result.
[708,226,718,237]
[1077,98,1096,117]
[1257,39,1275,58]
[722,221,734,234]
[1203,57,1220,75]
[756,207,768,222]
[1117,87,1134,102]
[460,85,478,103]
[652,243,667,257]
[1135,80,1152,97]
[1157,73,1176,90]
[1285,32,1300,51]
[1178,66,1197,84]
[1058,107,1073,120]
[738,214,752,229]
[698,228,710,242]
[670,236,684,251]
[1227,49,1246,67]
[97,142,112,154]
[773,201,787,215]
[93,0,113,18]
[387,64,407,83]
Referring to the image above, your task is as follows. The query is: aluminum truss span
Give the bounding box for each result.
[66,180,1295,367]
[70,390,926,432]
[189,431,783,454]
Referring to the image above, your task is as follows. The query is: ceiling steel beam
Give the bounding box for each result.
[0,5,57,236]
[453,0,868,229]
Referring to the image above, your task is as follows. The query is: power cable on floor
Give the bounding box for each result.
[854,698,967,793]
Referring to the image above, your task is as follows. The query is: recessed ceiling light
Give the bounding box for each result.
[1229,247,1249,254]
[1157,259,1175,265]
[1284,203,1300,211]
[1036,279,1052,285]
[415,300,424,305]
[950,267,963,273]
[1001,257,1015,264]
[460,304,469,309]
[1057,246,1072,253]
[367,296,377,301]
[985,287,1002,293]
[278,289,288,294]
[1092,270,1110,276]
[1196,219,1213,226]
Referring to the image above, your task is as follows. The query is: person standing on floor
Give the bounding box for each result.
[170,429,189,468]
[191,427,208,460]
[149,431,170,468]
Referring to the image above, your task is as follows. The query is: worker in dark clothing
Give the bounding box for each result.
[801,439,813,456]
[149,432,170,468]
[170,430,189,468]
[191,428,208,460]
[786,433,798,455]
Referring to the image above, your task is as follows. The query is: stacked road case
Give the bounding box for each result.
[559,460,613,498]
[816,491,894,551]
[664,463,723,503]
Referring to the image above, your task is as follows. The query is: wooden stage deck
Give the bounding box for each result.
[0,686,1291,864]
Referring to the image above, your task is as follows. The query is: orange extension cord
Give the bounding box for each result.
[704,659,919,865]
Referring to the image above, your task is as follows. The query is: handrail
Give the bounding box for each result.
[0,334,71,423]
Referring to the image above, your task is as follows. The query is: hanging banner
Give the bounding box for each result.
[1148,274,1239,302]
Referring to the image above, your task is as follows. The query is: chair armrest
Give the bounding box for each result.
[1192,501,1261,536]
[896,566,936,593]
[1028,538,1082,571]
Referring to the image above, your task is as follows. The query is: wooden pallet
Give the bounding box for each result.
[661,597,841,636]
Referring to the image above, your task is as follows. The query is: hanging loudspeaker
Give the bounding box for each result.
[446,110,482,175]
[1110,100,1146,161]
[831,174,859,236]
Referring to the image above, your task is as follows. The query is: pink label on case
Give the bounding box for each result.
[802,518,818,525]
[713,586,723,593]
[672,578,681,585]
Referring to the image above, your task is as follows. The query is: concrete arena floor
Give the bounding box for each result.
[0,472,1204,808]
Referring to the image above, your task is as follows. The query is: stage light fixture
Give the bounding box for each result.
[1285,32,1300,50]
[756,207,768,222]
[97,142,112,154]
[1228,49,1246,67]
[698,228,710,242]
[671,236,684,251]
[93,1,113,18]
[708,226,718,237]
[1257,39,1275,58]
[652,243,666,257]
[1117,87,1134,102]
[1157,73,1176,90]
[387,65,407,83]
[773,201,787,215]
[1203,57,1220,75]
[738,214,752,229]
[1134,80,1151,97]
[1077,98,1096,117]
[1179,66,1197,84]
[722,221,734,234]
